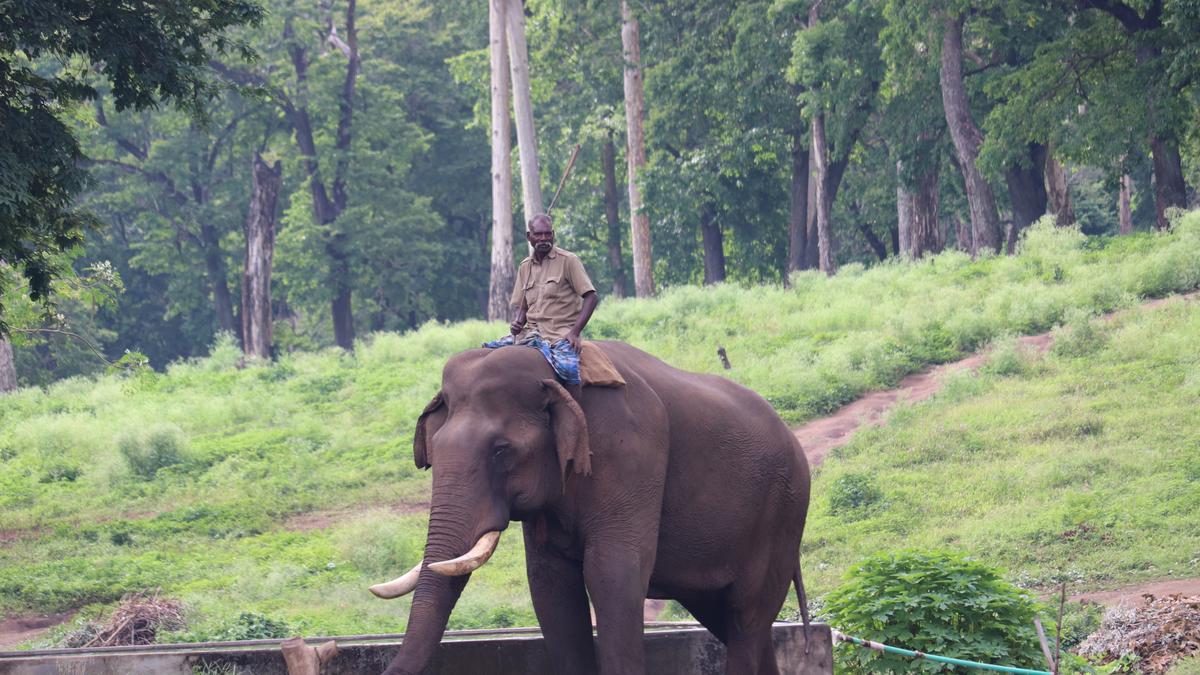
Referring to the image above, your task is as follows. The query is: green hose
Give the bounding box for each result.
[833,631,1053,675]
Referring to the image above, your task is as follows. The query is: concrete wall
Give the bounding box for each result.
[0,624,832,675]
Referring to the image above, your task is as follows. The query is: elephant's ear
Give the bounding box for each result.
[542,379,592,482]
[413,391,447,470]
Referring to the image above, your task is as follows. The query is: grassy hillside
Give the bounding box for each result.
[1,214,1199,643]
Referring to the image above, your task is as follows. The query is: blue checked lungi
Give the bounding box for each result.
[483,333,581,385]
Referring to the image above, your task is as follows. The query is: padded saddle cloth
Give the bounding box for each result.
[579,341,626,387]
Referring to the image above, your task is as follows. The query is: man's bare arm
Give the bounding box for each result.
[564,291,599,351]
[510,295,528,335]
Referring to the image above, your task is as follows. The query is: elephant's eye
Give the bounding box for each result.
[491,441,512,459]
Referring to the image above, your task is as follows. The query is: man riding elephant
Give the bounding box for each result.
[484,213,599,401]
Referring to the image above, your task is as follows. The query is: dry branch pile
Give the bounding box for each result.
[79,591,186,647]
[1076,594,1200,673]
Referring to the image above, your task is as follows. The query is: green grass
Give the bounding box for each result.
[1,213,1199,644]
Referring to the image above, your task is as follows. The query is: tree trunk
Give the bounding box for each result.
[198,221,237,336]
[621,0,654,297]
[241,154,282,360]
[810,112,836,275]
[602,135,627,298]
[787,128,810,274]
[1119,173,1133,234]
[0,335,16,394]
[955,214,973,254]
[506,0,543,225]
[1004,143,1048,252]
[1044,152,1075,226]
[910,162,941,258]
[896,162,913,256]
[803,151,819,270]
[488,0,515,321]
[700,203,725,284]
[939,14,1002,254]
[1150,136,1187,230]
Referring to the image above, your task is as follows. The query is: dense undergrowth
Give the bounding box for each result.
[1,213,1199,643]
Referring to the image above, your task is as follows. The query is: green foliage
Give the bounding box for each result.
[1050,310,1109,359]
[824,550,1043,673]
[117,425,190,480]
[209,612,293,641]
[827,473,883,516]
[0,0,262,326]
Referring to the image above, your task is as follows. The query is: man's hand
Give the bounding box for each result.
[564,329,582,353]
[510,317,525,336]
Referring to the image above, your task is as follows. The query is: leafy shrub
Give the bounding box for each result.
[209,612,293,641]
[118,424,189,479]
[823,550,1043,673]
[984,335,1035,377]
[828,473,883,515]
[1051,309,1109,358]
[39,462,82,483]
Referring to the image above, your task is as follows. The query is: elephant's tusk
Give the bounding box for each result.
[427,531,501,577]
[368,562,423,599]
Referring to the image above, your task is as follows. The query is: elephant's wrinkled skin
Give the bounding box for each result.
[379,341,811,675]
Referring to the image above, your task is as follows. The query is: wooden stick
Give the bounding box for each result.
[1034,618,1055,672]
[547,143,582,214]
[1054,582,1065,675]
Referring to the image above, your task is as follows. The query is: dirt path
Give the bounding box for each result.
[1071,579,1200,607]
[792,291,1196,469]
[0,612,74,650]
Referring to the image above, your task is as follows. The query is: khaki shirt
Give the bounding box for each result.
[511,246,597,341]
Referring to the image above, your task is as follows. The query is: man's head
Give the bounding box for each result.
[526,214,555,257]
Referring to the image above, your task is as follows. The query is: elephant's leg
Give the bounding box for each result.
[584,542,651,675]
[523,522,597,675]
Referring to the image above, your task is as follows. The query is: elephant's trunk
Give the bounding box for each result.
[381,483,501,675]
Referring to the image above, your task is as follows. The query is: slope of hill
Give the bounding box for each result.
[0,214,1198,643]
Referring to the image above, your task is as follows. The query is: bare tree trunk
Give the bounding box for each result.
[1150,136,1187,229]
[241,154,282,360]
[939,14,1002,254]
[621,0,654,297]
[1119,174,1133,234]
[700,203,725,284]
[488,0,515,321]
[198,221,237,336]
[506,0,543,224]
[955,214,973,254]
[602,135,627,298]
[1004,143,1048,252]
[804,152,819,270]
[0,335,15,394]
[810,112,836,275]
[787,128,810,274]
[896,162,913,256]
[1045,152,1075,226]
[911,163,941,258]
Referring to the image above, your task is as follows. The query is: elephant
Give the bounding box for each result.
[372,340,812,675]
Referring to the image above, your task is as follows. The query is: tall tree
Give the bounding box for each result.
[601,135,629,297]
[0,336,15,393]
[507,0,545,224]
[621,0,655,297]
[241,154,282,360]
[939,13,1002,253]
[488,0,516,321]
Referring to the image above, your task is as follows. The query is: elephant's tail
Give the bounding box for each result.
[792,566,812,655]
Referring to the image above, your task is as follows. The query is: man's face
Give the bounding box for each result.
[527,219,554,255]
